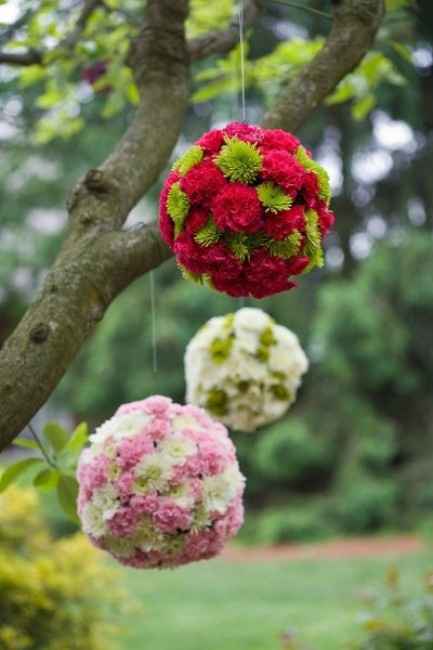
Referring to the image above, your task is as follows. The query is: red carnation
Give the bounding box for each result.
[159,170,181,246]
[286,255,310,276]
[174,232,208,275]
[261,150,306,194]
[317,203,335,236]
[263,205,305,240]
[185,208,209,235]
[211,271,247,297]
[174,234,241,278]
[181,160,226,207]
[212,183,263,233]
[223,121,263,144]
[261,129,300,153]
[245,248,295,298]
[197,129,225,154]
[302,172,320,209]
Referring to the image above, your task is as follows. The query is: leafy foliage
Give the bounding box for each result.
[356,567,433,650]
[0,486,124,650]
[0,421,88,522]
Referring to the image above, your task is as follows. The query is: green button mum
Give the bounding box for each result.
[215,136,262,184]
[167,182,190,236]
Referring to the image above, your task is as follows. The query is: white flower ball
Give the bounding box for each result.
[185,308,308,432]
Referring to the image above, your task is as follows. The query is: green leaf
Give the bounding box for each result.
[0,458,43,493]
[13,438,39,450]
[33,468,59,490]
[391,42,413,63]
[126,81,140,105]
[64,422,89,454]
[353,94,376,121]
[43,421,69,453]
[19,65,46,87]
[57,475,80,522]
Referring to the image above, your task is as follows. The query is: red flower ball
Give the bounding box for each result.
[159,122,335,298]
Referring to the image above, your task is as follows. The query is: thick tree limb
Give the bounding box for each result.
[0,0,189,450]
[263,0,385,130]
[0,0,385,450]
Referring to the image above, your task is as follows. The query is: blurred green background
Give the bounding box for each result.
[1,0,433,648]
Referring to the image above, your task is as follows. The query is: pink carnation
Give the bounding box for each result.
[153,501,192,534]
[223,121,263,144]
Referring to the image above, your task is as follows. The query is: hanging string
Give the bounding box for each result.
[238,0,247,124]
[149,270,158,373]
[238,0,247,309]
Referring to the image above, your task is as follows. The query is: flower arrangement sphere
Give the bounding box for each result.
[160,122,335,298]
[185,308,308,432]
[77,396,245,569]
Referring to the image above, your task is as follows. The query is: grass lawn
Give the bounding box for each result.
[119,548,433,650]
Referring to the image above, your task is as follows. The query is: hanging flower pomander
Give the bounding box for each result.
[160,122,335,298]
[77,396,245,568]
[185,308,308,432]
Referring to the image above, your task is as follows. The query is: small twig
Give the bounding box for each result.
[266,0,332,20]
[27,423,57,469]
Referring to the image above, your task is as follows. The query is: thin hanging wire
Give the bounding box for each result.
[238,0,247,308]
[238,0,247,123]
[149,270,158,373]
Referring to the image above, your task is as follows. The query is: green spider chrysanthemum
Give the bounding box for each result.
[303,208,324,271]
[227,232,250,262]
[215,136,262,183]
[194,218,221,247]
[260,326,277,347]
[179,264,213,288]
[257,182,293,213]
[173,145,204,175]
[205,389,228,416]
[210,336,234,363]
[271,384,292,401]
[265,230,302,259]
[167,182,190,236]
[296,146,331,205]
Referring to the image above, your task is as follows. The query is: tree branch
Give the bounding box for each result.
[0,0,189,450]
[0,0,102,67]
[263,0,385,130]
[188,0,260,61]
[0,50,41,66]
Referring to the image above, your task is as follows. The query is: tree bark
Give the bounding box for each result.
[0,0,384,450]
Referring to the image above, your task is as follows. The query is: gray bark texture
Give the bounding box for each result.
[0,0,384,450]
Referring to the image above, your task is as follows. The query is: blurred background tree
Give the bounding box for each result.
[1,0,432,540]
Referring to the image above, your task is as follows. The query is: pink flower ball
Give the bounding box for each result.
[77,396,245,569]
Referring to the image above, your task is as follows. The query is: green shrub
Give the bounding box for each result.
[0,486,125,650]
[331,477,398,533]
[356,567,433,649]
[254,418,334,485]
[242,502,332,545]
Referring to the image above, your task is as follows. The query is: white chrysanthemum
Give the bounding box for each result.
[185,308,308,432]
